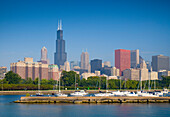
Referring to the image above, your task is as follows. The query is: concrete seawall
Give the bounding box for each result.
[14,96,170,104]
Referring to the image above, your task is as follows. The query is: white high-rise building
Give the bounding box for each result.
[41,46,49,64]
[64,61,70,71]
[81,51,89,70]
[103,61,111,67]
[139,60,148,81]
[111,67,120,76]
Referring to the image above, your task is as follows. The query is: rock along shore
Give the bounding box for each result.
[14,96,170,104]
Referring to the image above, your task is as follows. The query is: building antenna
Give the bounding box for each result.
[58,20,60,30]
[60,20,62,30]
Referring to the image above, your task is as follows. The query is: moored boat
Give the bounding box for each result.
[125,92,138,97]
[70,90,88,97]
[55,93,68,97]
[109,90,125,97]
[36,92,44,96]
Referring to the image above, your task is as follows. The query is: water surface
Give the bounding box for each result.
[0,95,169,117]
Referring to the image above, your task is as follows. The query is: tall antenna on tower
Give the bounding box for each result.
[58,20,60,30]
[60,20,62,30]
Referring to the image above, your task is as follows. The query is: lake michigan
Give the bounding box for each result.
[0,95,170,117]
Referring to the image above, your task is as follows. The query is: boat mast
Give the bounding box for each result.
[154,80,156,90]
[148,72,151,91]
[56,79,58,92]
[125,79,126,89]
[120,76,121,91]
[59,72,61,93]
[99,76,101,90]
[38,73,40,93]
[75,74,76,91]
[140,76,142,91]
[106,76,108,93]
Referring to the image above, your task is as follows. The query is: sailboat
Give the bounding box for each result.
[94,76,111,97]
[55,72,68,97]
[70,74,88,96]
[109,76,127,97]
[36,76,44,96]
[138,74,158,97]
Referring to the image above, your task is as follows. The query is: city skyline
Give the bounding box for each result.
[1,0,170,69]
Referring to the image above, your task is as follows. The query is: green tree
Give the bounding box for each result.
[61,71,80,86]
[33,78,39,85]
[5,71,22,84]
[25,78,33,84]
[160,76,170,88]
[48,79,56,85]
[41,79,48,85]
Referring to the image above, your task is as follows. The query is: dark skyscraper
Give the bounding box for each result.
[90,59,102,73]
[131,49,139,68]
[54,20,67,67]
[152,55,169,72]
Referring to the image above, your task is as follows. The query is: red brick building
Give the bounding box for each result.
[48,64,60,81]
[10,57,49,80]
[115,49,131,76]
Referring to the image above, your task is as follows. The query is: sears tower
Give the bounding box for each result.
[54,20,67,67]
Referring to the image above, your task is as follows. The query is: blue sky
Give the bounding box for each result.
[0,0,170,70]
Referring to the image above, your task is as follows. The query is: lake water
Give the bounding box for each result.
[0,95,170,117]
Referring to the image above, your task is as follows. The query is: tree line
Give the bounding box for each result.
[0,71,169,90]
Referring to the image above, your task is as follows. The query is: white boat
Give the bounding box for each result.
[36,75,44,96]
[123,91,130,95]
[156,88,169,97]
[108,92,115,97]
[94,76,111,97]
[125,92,138,97]
[138,92,158,97]
[55,93,68,97]
[94,92,111,97]
[36,92,44,96]
[109,90,125,97]
[70,90,88,97]
[55,72,68,97]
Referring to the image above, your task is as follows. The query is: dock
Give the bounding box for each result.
[14,96,170,104]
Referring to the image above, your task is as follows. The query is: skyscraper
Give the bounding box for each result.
[40,46,49,64]
[139,60,149,81]
[0,66,7,78]
[64,61,70,71]
[54,20,67,67]
[90,59,102,73]
[70,61,80,70]
[152,55,169,72]
[80,51,89,70]
[131,49,139,68]
[103,61,111,67]
[115,49,131,76]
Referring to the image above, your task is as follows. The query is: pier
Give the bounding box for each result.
[14,96,170,104]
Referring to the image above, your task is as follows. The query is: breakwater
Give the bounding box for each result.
[14,96,170,104]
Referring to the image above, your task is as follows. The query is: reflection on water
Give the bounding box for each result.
[0,95,169,117]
